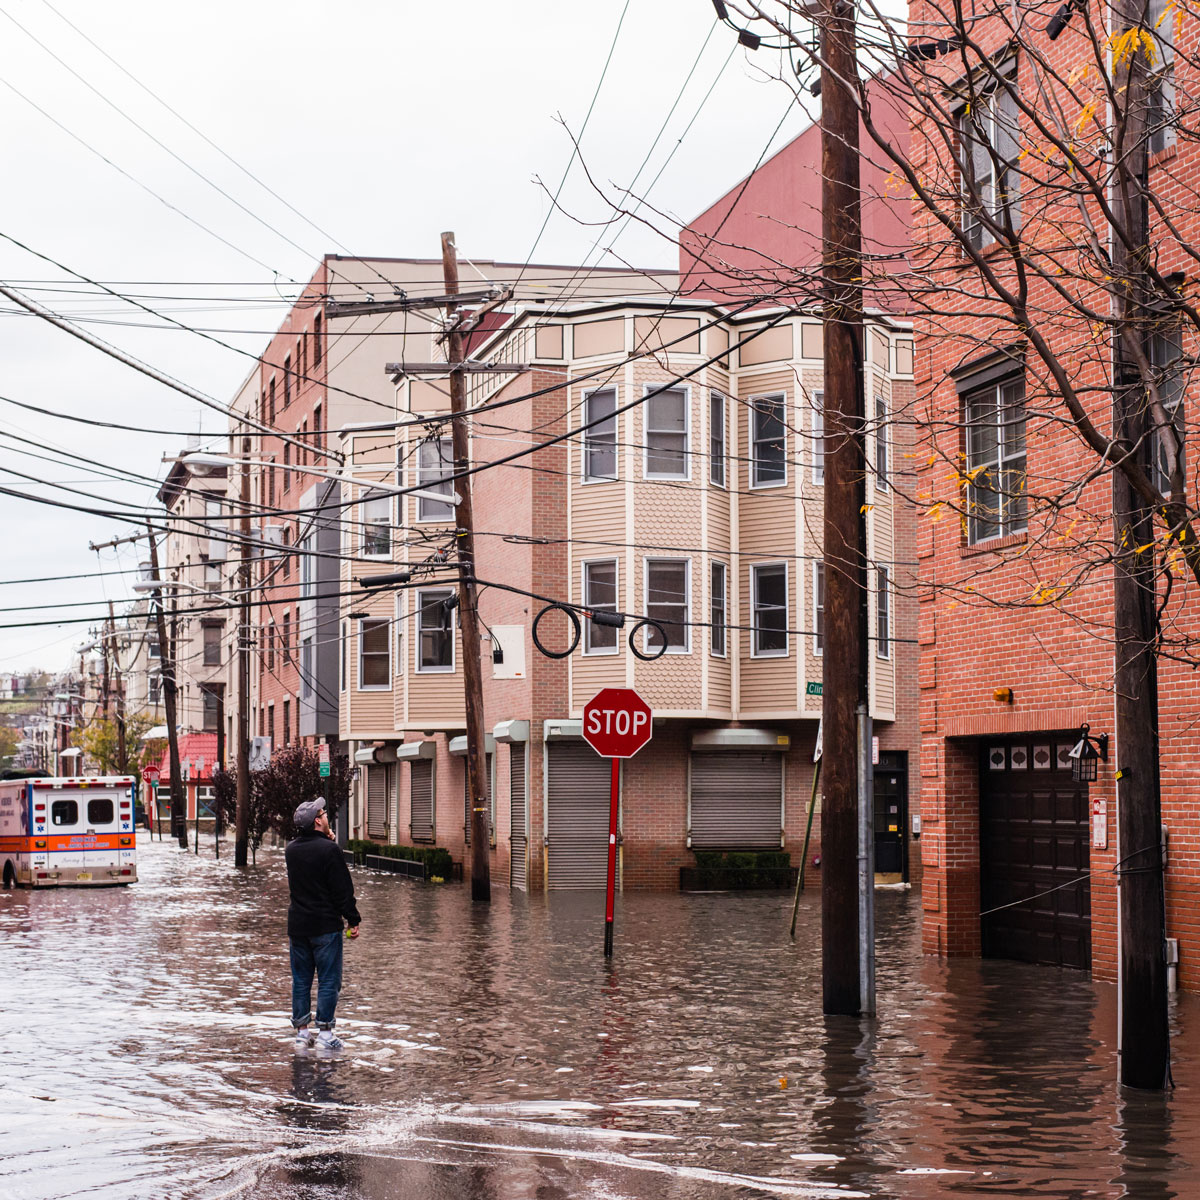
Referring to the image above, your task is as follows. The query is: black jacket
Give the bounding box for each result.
[285,831,362,938]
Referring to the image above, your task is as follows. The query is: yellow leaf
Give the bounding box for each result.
[861,504,875,514]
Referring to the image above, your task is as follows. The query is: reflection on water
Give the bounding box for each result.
[0,836,1197,1199]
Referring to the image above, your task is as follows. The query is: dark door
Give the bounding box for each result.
[873,753,908,879]
[979,738,1091,970]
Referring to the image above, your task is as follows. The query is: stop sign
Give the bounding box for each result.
[582,688,653,759]
[141,766,160,786]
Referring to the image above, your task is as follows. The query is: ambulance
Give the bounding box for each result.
[0,776,138,887]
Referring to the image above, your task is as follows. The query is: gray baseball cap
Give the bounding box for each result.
[294,797,327,829]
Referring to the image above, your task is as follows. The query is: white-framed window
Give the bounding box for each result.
[710,560,727,658]
[339,621,346,691]
[583,387,618,481]
[357,618,391,689]
[583,560,619,654]
[709,391,726,488]
[874,394,889,492]
[959,73,1020,250]
[1148,0,1176,155]
[750,393,786,488]
[299,535,314,598]
[416,437,455,521]
[876,567,891,659]
[417,588,455,672]
[811,390,825,484]
[149,674,162,704]
[965,376,1027,543]
[361,488,391,556]
[644,558,690,653]
[813,561,826,656]
[1151,326,1185,494]
[300,636,313,697]
[644,385,689,479]
[751,562,788,657]
[394,590,405,676]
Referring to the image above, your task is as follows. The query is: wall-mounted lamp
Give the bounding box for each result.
[1068,722,1108,783]
[993,687,1014,705]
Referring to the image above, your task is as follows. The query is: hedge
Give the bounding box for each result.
[346,839,454,879]
[693,850,791,871]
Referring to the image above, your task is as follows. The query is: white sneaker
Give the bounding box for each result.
[315,1029,343,1051]
[294,1027,315,1048]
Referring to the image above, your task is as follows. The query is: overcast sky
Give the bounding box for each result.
[0,0,818,674]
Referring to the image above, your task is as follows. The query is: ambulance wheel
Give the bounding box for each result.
[2,861,14,889]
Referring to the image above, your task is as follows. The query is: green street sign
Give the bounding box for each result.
[806,681,823,696]
[319,763,331,778]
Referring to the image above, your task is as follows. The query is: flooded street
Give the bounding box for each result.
[2,836,1198,1199]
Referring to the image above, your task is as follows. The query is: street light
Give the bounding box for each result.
[1068,723,1109,783]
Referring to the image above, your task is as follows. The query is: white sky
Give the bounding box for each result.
[0,0,819,673]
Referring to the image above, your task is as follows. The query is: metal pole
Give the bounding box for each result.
[857,702,875,1016]
[604,757,620,957]
[235,437,252,867]
[441,231,491,903]
[146,524,186,850]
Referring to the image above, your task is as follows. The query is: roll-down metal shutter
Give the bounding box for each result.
[366,764,388,841]
[547,741,613,889]
[690,751,782,848]
[411,759,434,843]
[510,746,528,891]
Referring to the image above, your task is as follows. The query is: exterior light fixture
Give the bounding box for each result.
[1068,723,1108,783]
[993,687,1014,704]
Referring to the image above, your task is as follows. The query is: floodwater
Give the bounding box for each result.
[2,838,1198,1200]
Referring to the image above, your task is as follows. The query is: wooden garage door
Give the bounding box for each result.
[547,741,613,890]
[979,738,1091,970]
[690,751,782,848]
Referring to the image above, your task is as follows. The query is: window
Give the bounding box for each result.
[752,563,788,657]
[51,799,78,826]
[283,699,291,745]
[340,621,347,691]
[202,622,222,667]
[87,798,114,825]
[268,377,276,423]
[361,489,392,556]
[313,403,323,453]
[394,592,405,675]
[268,704,275,748]
[149,639,161,660]
[283,354,291,407]
[751,394,786,487]
[874,394,889,491]
[313,313,323,366]
[299,536,313,598]
[710,561,727,657]
[645,559,689,653]
[282,612,291,664]
[282,528,292,580]
[358,618,391,688]
[876,567,891,659]
[583,388,617,481]
[645,385,688,478]
[1151,326,1185,493]
[811,391,825,483]
[202,686,220,732]
[965,376,1027,542]
[301,637,313,698]
[283,442,291,492]
[813,562,826,655]
[709,391,726,487]
[266,623,275,671]
[298,336,306,384]
[258,706,264,739]
[416,437,455,521]
[418,589,455,671]
[1148,0,1176,155]
[267,459,276,508]
[959,76,1020,250]
[583,560,619,653]
[149,674,162,705]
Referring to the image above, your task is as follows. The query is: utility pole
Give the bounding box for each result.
[235,436,253,868]
[108,601,128,774]
[1110,0,1169,1089]
[146,524,187,849]
[442,231,491,903]
[820,0,872,1016]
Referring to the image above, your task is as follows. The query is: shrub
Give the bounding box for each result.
[346,839,453,879]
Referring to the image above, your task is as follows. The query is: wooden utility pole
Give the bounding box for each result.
[441,231,491,903]
[108,601,128,774]
[1110,0,1169,1089]
[820,0,870,1016]
[146,525,187,848]
[235,436,253,867]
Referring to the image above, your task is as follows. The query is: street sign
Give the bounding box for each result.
[806,681,823,696]
[141,766,160,786]
[318,743,331,778]
[583,687,653,959]
[582,687,653,760]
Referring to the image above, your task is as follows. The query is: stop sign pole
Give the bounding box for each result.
[582,687,653,957]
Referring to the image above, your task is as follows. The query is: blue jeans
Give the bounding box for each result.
[290,930,343,1029]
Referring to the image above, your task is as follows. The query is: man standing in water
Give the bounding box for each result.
[286,797,361,1050]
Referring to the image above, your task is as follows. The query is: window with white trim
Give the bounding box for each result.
[751,562,787,657]
[876,566,891,659]
[583,388,618,481]
[339,621,347,692]
[811,390,824,483]
[1148,0,1176,155]
[394,591,405,676]
[645,385,688,478]
[361,489,391,556]
[709,392,726,487]
[965,375,1027,542]
[874,394,889,491]
[710,561,727,657]
[1151,326,1185,493]
[959,74,1021,250]
[751,394,786,487]
[813,561,826,656]
[416,437,455,521]
[358,618,390,689]
[644,559,690,653]
[417,589,455,672]
[583,560,619,654]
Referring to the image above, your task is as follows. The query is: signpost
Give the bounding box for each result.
[582,687,653,957]
[141,766,160,839]
[318,743,331,778]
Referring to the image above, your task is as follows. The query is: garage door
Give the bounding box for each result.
[980,738,1091,970]
[690,751,783,848]
[510,746,528,891]
[547,741,613,889]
